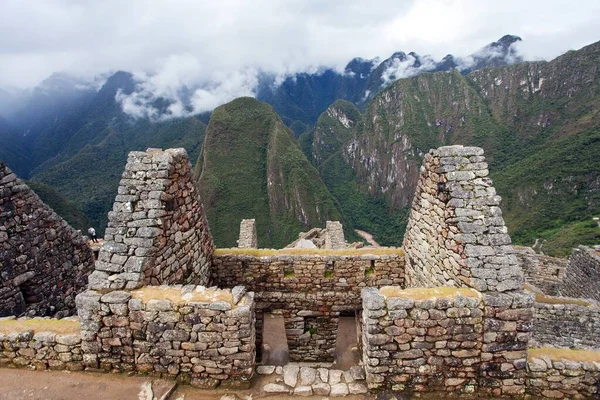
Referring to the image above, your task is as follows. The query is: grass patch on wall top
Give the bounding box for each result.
[214,247,404,257]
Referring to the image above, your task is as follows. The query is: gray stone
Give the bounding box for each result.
[330,383,349,397]
[348,382,368,394]
[231,286,247,305]
[293,386,313,396]
[257,365,276,375]
[312,382,331,396]
[100,291,132,304]
[299,367,317,386]
[263,383,289,394]
[283,365,299,387]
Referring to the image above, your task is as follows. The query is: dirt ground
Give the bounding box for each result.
[0,368,374,400]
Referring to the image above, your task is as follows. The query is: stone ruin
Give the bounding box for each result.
[284,220,349,249]
[1,146,600,399]
[237,219,257,249]
[0,162,95,318]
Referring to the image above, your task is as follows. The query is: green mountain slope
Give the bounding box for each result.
[26,180,92,232]
[195,97,346,248]
[307,41,600,255]
[32,117,206,232]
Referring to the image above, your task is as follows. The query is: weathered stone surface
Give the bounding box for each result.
[0,162,94,318]
[283,365,299,387]
[330,383,349,397]
[263,383,289,394]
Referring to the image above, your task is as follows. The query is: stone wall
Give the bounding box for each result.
[515,247,566,296]
[212,249,405,361]
[0,162,95,317]
[238,219,257,249]
[361,287,484,394]
[403,146,522,293]
[527,348,600,399]
[0,317,82,370]
[480,291,534,396]
[560,246,600,301]
[325,221,345,249]
[361,287,533,397]
[76,285,255,388]
[89,148,214,290]
[532,296,600,350]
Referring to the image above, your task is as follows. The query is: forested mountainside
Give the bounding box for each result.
[257,35,522,135]
[194,97,347,248]
[0,36,597,255]
[301,41,600,255]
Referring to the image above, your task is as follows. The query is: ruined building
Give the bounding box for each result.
[1,146,600,399]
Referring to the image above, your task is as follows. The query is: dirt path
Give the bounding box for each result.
[0,368,176,400]
[354,230,380,247]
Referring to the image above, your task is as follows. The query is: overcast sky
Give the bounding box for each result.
[1,0,599,111]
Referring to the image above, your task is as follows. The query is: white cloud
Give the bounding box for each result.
[0,0,599,117]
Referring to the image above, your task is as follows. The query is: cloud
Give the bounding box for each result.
[380,54,437,86]
[0,0,599,117]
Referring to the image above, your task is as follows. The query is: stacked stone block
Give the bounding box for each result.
[324,221,346,249]
[212,250,404,361]
[527,351,600,399]
[533,299,600,350]
[238,219,257,249]
[516,247,566,296]
[89,148,214,290]
[560,246,600,301]
[0,162,95,317]
[76,285,255,388]
[0,317,82,370]
[480,291,534,396]
[361,287,484,394]
[403,146,522,292]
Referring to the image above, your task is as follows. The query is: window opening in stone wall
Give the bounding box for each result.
[283,262,295,278]
[324,261,334,278]
[165,198,176,212]
[19,281,40,305]
[364,260,375,277]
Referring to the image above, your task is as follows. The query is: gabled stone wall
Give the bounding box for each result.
[0,162,95,317]
[89,149,214,290]
[403,146,522,292]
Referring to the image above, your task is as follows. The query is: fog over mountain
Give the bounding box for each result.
[1,0,599,119]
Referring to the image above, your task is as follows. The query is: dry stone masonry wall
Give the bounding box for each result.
[238,219,257,249]
[324,221,346,249]
[516,247,566,296]
[89,148,214,290]
[0,317,83,370]
[560,246,600,301]
[361,287,534,397]
[76,285,255,388]
[532,297,600,350]
[403,146,522,293]
[527,350,600,399]
[213,250,404,361]
[0,162,95,317]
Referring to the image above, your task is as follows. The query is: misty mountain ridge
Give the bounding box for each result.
[1,35,523,136]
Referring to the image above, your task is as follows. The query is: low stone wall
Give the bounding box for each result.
[90,148,214,290]
[403,146,522,293]
[76,285,255,388]
[531,294,600,350]
[0,317,82,370]
[213,249,405,361]
[362,286,484,394]
[516,247,566,296]
[1,162,95,317]
[361,287,533,397]
[480,290,534,396]
[561,246,600,301]
[528,348,600,399]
